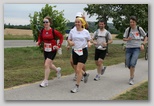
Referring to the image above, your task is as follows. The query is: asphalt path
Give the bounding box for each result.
[4,59,148,100]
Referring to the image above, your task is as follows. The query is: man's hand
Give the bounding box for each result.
[102,42,107,47]
[140,44,145,51]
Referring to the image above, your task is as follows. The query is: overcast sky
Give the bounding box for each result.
[4,4,111,25]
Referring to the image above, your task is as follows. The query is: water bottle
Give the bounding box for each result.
[58,48,62,55]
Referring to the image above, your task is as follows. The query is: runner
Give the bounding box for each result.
[68,18,91,93]
[36,16,64,87]
[92,20,113,81]
[123,16,147,85]
[67,12,89,81]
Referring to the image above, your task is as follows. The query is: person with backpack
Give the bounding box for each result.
[92,20,113,81]
[36,16,64,87]
[68,17,91,93]
[123,16,147,85]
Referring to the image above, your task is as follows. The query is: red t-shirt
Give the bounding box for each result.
[37,28,63,51]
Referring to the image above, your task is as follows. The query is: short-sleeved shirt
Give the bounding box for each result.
[93,29,112,50]
[123,26,146,48]
[68,28,91,49]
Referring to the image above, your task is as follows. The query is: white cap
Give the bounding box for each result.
[75,12,83,17]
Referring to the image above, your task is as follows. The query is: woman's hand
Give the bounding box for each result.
[69,41,75,46]
[53,46,59,50]
[36,42,39,46]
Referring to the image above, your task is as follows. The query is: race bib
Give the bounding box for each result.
[74,48,83,56]
[98,45,103,49]
[44,43,52,52]
[97,45,106,50]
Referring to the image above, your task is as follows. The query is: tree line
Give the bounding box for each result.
[4,22,119,34]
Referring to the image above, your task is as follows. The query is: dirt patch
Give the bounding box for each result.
[112,34,118,39]
[4,28,33,36]
[4,28,118,39]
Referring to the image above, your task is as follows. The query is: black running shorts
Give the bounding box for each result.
[72,48,88,65]
[95,48,107,60]
[44,51,57,60]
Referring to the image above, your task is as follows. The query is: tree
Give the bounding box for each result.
[29,4,68,42]
[111,4,148,33]
[84,4,148,35]
[84,4,115,30]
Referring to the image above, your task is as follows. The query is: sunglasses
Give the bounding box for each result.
[43,21,49,23]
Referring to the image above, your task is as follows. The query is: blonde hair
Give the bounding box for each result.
[76,18,86,28]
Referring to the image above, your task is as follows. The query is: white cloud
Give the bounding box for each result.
[4,4,114,25]
[4,4,96,25]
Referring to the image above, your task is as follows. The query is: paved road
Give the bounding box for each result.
[4,59,148,100]
[4,40,125,48]
[4,40,36,48]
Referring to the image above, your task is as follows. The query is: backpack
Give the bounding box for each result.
[94,29,109,44]
[127,26,141,38]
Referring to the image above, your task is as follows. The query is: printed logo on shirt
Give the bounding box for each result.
[46,32,49,34]
[132,32,140,39]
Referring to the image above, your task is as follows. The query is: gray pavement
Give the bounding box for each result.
[4,40,36,48]
[4,40,125,48]
[4,59,148,100]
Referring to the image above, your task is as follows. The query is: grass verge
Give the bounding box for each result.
[113,81,148,100]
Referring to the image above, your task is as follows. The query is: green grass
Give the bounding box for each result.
[4,44,145,88]
[113,81,148,100]
[4,34,33,40]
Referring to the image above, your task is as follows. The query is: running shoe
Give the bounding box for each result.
[129,78,134,85]
[57,67,61,79]
[83,73,89,83]
[39,80,48,87]
[70,85,79,93]
[101,66,107,75]
[94,75,100,81]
